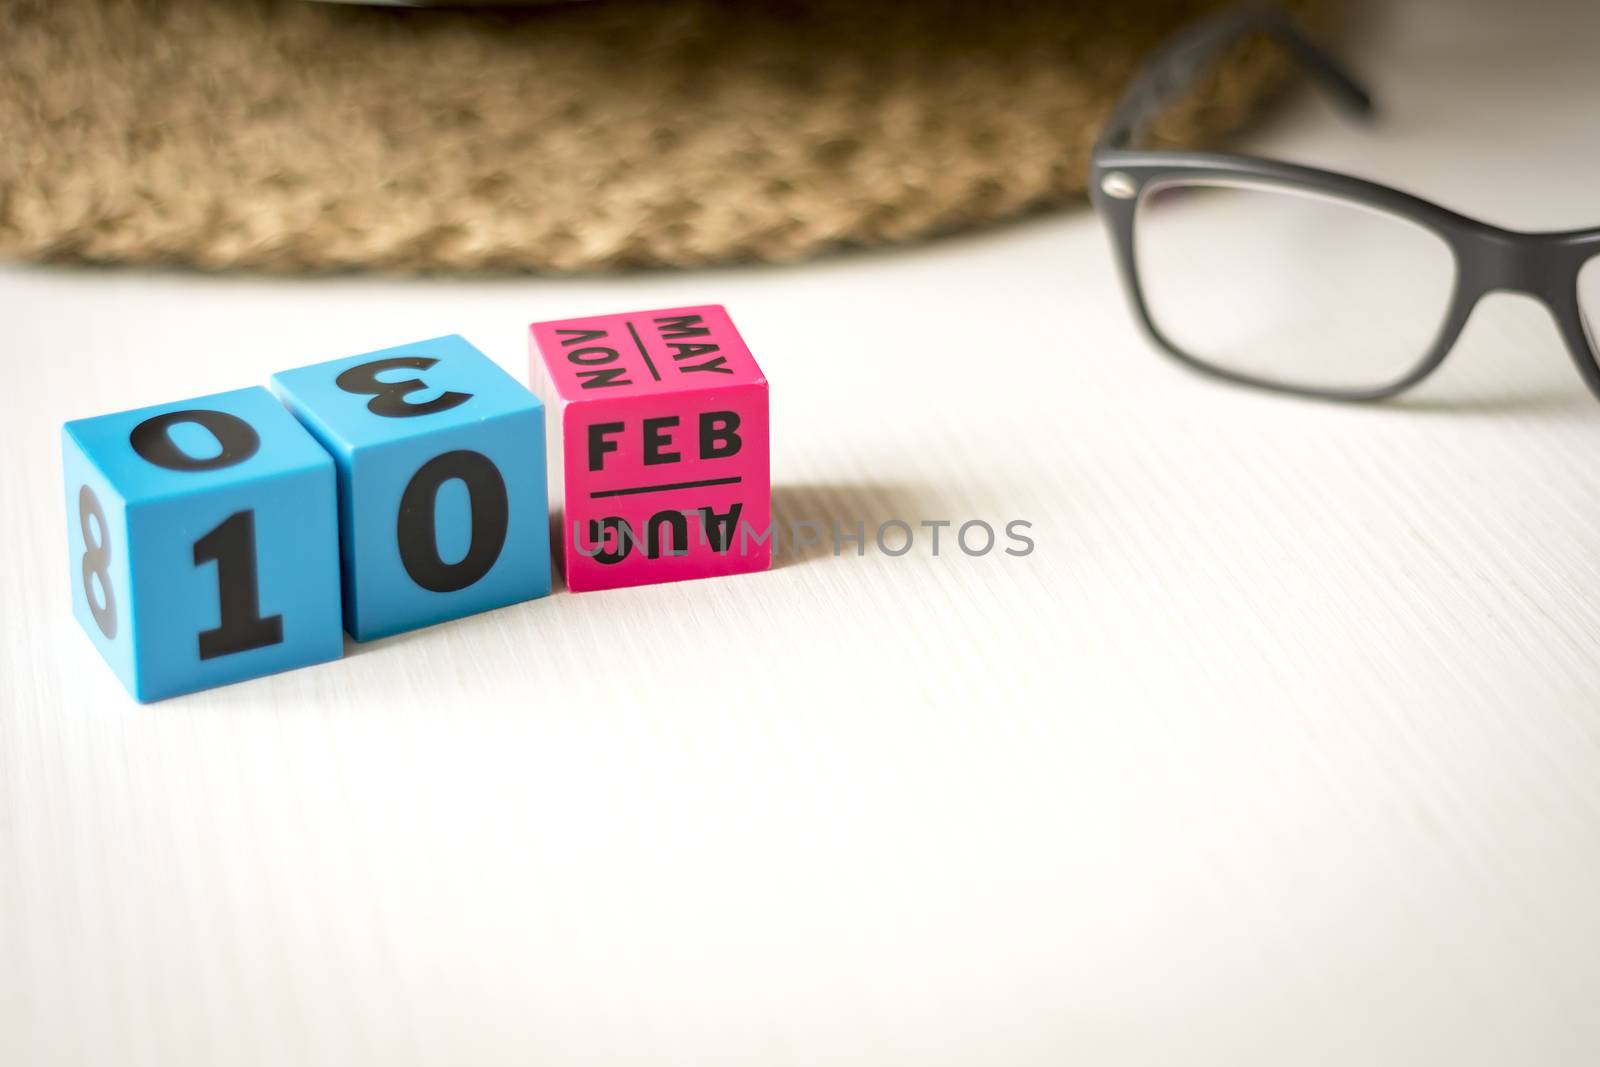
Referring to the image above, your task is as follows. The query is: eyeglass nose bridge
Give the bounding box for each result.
[1454,228,1571,305]
[1444,224,1600,400]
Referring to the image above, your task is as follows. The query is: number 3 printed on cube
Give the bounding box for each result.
[62,388,344,702]
[271,335,551,641]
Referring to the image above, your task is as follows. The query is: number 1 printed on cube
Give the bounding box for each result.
[272,335,551,640]
[62,388,344,701]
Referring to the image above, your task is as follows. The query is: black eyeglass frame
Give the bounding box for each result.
[1089,6,1600,403]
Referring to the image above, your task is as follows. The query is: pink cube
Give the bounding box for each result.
[529,305,771,592]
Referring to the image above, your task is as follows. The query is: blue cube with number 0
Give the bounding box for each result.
[62,387,344,702]
[271,335,550,640]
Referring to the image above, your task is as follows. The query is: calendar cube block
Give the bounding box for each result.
[272,335,550,640]
[62,387,343,702]
[529,304,771,592]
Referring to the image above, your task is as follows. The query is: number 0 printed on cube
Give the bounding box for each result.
[272,335,551,640]
[61,387,344,702]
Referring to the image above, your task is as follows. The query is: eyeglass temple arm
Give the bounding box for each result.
[1096,6,1374,153]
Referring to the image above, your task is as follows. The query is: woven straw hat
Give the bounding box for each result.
[0,0,1327,274]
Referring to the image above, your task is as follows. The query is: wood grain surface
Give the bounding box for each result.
[3,0,1599,1063]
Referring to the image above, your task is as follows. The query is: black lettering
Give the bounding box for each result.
[575,367,633,390]
[643,416,680,466]
[565,339,632,389]
[193,510,283,659]
[654,314,710,340]
[646,510,689,559]
[666,342,719,362]
[699,411,742,459]
[698,503,744,553]
[586,517,633,565]
[335,357,472,419]
[588,422,624,472]
[680,356,732,375]
[130,409,260,472]
[396,451,509,593]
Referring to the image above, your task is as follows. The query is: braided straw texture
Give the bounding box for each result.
[0,0,1328,274]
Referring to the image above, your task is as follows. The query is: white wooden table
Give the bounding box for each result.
[4,0,1599,1062]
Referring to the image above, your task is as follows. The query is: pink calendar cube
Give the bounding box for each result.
[529,305,771,592]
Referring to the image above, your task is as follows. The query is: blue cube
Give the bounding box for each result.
[271,335,551,640]
[62,387,344,702]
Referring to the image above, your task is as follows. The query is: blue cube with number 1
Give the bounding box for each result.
[271,335,551,640]
[62,387,344,702]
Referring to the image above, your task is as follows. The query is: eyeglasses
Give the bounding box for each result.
[1090,7,1600,403]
